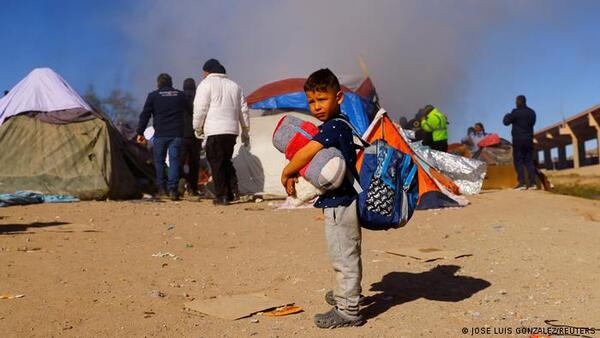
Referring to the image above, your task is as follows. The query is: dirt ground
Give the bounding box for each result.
[1,189,599,337]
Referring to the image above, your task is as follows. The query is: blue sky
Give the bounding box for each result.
[1,1,599,142]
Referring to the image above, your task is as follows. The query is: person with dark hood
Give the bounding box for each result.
[503,95,537,190]
[136,73,190,201]
[193,59,250,206]
[180,77,202,197]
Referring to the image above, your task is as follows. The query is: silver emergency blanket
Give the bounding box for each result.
[412,142,487,195]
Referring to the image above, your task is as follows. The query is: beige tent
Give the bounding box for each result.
[232,111,320,196]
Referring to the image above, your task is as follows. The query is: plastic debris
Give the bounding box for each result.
[152,251,180,260]
[0,294,25,299]
[261,305,303,317]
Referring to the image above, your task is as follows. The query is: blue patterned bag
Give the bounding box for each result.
[357,139,419,230]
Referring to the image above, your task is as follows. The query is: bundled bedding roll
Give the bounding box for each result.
[272,115,347,204]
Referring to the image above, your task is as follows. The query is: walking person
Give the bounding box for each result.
[193,59,250,205]
[180,77,202,197]
[503,95,537,190]
[136,73,189,200]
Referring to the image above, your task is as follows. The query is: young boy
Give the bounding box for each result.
[281,69,365,328]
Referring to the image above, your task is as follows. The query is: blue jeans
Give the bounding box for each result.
[152,136,183,191]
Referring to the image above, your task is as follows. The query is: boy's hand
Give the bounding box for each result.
[286,177,298,196]
[281,170,295,191]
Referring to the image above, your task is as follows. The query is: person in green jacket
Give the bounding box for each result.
[420,104,448,152]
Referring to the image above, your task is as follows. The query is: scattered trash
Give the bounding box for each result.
[149,290,166,298]
[185,244,194,248]
[465,310,481,318]
[244,207,264,211]
[250,319,260,323]
[143,311,155,318]
[386,247,472,262]
[17,247,41,252]
[152,251,180,260]
[184,293,293,320]
[254,198,263,203]
[167,224,175,231]
[261,305,303,317]
[0,294,25,299]
[491,223,504,230]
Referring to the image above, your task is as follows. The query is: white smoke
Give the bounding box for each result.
[121,0,575,136]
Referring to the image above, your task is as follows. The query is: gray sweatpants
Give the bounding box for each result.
[323,199,362,318]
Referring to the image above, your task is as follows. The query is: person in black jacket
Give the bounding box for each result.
[180,77,202,197]
[136,73,190,200]
[503,95,537,190]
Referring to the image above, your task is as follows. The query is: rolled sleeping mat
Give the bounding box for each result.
[272,115,319,159]
[302,147,347,190]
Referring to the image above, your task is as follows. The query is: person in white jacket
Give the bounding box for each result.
[193,59,250,205]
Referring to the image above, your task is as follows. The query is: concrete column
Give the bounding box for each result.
[560,123,580,168]
[543,148,553,169]
[589,113,600,161]
[558,145,567,169]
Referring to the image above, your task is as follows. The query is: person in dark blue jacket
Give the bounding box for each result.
[503,95,537,190]
[136,73,190,200]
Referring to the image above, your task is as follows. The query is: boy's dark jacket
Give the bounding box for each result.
[312,114,359,208]
[137,86,190,137]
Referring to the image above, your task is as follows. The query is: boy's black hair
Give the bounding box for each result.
[474,122,485,132]
[304,68,341,93]
[157,73,173,88]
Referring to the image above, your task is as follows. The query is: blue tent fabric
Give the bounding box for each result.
[250,91,374,135]
[0,191,79,207]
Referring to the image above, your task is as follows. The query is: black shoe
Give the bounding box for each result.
[212,197,229,206]
[155,188,168,198]
[169,190,180,201]
[325,290,367,306]
[314,307,365,329]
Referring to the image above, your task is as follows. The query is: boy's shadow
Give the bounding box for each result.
[362,265,490,319]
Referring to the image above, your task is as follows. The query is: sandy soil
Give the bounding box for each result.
[1,190,599,337]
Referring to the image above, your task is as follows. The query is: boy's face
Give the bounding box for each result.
[305,88,344,122]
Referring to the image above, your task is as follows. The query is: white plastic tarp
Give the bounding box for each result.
[0,68,92,126]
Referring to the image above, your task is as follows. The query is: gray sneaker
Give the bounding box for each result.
[314,307,365,329]
[528,185,538,190]
[325,290,367,306]
[514,184,527,191]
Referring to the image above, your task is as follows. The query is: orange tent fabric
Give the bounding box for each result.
[357,113,461,208]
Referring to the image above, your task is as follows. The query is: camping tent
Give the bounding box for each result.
[230,75,376,197]
[360,110,468,209]
[0,68,154,199]
[232,111,320,196]
[246,76,377,135]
